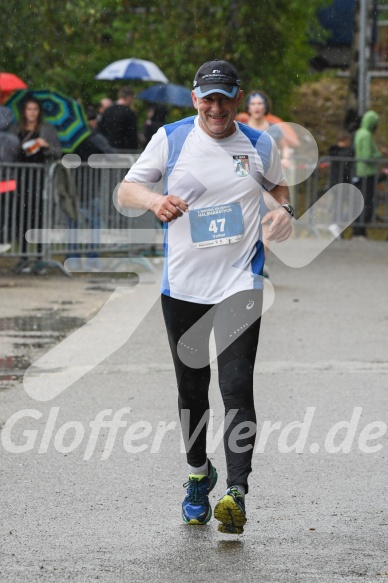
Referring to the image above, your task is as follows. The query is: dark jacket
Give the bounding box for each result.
[51,164,78,221]
[328,144,354,186]
[140,105,168,148]
[10,121,62,161]
[98,104,138,150]
[74,131,116,161]
[0,107,20,162]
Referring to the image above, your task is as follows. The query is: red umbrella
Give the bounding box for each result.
[0,73,27,103]
[0,72,27,91]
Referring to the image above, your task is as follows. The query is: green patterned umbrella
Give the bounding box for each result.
[5,89,91,153]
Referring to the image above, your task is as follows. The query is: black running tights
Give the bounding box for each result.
[161,290,262,493]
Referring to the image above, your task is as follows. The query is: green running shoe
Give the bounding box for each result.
[214,486,246,534]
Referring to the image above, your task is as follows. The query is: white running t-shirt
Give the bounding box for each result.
[125,116,285,304]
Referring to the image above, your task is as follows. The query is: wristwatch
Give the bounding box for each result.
[281,203,295,218]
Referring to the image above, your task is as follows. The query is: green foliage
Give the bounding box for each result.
[0,0,328,117]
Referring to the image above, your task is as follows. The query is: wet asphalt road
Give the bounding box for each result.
[0,240,388,582]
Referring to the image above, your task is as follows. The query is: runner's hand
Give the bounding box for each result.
[150,194,189,222]
[262,207,292,242]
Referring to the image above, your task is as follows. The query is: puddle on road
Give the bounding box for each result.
[0,314,84,334]
[0,312,85,386]
[86,285,117,292]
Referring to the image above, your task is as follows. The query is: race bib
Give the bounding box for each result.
[189,202,244,248]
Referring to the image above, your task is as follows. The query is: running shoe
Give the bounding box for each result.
[214,486,247,534]
[181,460,218,525]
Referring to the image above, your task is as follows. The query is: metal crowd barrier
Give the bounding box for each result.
[0,157,163,274]
[0,162,48,264]
[1,154,388,274]
[45,157,162,272]
[290,155,388,236]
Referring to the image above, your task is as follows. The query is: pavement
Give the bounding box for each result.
[0,240,388,582]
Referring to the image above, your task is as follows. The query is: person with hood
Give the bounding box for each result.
[353,110,387,238]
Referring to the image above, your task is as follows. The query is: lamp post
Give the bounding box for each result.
[358,0,367,116]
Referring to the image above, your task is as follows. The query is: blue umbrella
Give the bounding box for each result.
[138,83,194,108]
[96,58,168,83]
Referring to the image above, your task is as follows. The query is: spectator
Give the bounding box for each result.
[245,90,291,168]
[70,105,118,271]
[139,104,169,149]
[98,86,138,150]
[98,97,113,118]
[0,107,20,253]
[10,97,61,272]
[74,105,116,160]
[10,97,61,161]
[328,129,354,187]
[245,90,292,278]
[0,107,20,162]
[352,110,387,238]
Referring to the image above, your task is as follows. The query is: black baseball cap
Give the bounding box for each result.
[193,60,240,98]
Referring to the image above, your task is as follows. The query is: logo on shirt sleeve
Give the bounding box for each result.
[233,155,250,177]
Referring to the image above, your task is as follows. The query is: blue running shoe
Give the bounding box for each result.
[214,486,246,534]
[182,460,218,525]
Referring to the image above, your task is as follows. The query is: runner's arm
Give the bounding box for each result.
[118,127,188,222]
[118,181,188,223]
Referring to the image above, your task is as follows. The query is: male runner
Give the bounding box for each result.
[118,60,293,534]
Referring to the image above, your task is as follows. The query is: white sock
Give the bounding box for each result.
[188,460,208,476]
[229,484,245,498]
